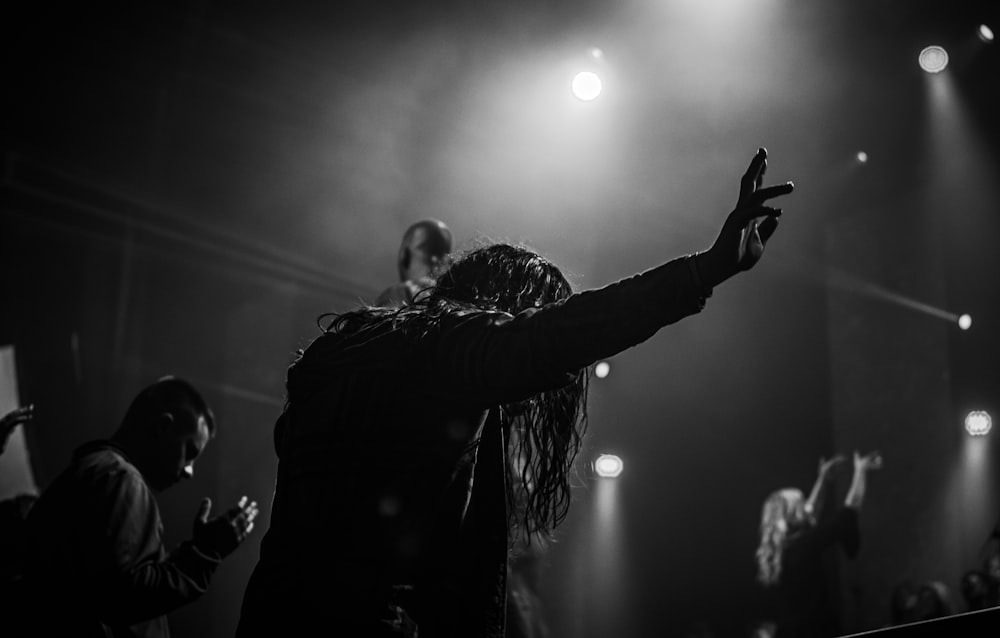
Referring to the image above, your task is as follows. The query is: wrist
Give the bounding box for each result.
[694,249,728,289]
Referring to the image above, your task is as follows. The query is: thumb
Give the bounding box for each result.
[758,215,779,243]
[195,497,212,525]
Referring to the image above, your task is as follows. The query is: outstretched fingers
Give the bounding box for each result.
[740,148,768,200]
[752,182,795,204]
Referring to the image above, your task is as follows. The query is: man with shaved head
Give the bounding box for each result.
[375,218,454,307]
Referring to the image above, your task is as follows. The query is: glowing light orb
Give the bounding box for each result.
[979,25,994,43]
[589,47,604,60]
[594,454,624,478]
[595,361,611,378]
[572,71,603,101]
[958,314,972,330]
[965,411,992,437]
[919,46,949,74]
[856,151,868,164]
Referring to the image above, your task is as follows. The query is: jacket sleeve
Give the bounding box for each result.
[91,467,222,625]
[427,255,710,404]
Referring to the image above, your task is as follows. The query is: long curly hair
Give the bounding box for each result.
[324,242,589,539]
[756,488,806,586]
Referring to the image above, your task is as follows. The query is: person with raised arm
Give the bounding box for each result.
[238,148,794,638]
[757,450,883,638]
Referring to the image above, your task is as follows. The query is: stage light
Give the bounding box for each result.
[589,47,604,60]
[856,151,868,164]
[979,25,994,43]
[919,46,949,73]
[572,71,602,101]
[594,454,623,478]
[965,411,992,437]
[595,361,611,378]
[958,314,972,330]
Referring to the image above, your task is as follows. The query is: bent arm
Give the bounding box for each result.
[845,451,881,510]
[804,471,828,522]
[431,255,711,404]
[844,464,869,511]
[804,456,845,521]
[92,470,221,625]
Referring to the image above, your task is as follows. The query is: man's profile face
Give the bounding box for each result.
[149,411,211,491]
[402,224,451,283]
[404,228,437,281]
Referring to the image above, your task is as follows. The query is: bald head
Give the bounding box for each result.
[397,219,453,282]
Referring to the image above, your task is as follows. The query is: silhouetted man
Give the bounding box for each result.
[18,376,259,638]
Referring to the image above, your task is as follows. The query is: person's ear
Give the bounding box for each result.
[155,412,176,438]
[400,246,412,272]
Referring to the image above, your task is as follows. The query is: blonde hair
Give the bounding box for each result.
[755,488,804,586]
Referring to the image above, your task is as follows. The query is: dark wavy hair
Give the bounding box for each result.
[324,243,589,538]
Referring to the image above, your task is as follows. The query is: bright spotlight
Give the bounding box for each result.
[572,71,602,101]
[856,151,868,164]
[595,361,611,379]
[965,411,992,437]
[979,24,994,43]
[594,454,623,478]
[958,314,972,330]
[919,46,949,73]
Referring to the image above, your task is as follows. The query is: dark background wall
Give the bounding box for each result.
[2,1,998,636]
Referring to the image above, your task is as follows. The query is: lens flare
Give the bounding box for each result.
[965,411,992,437]
[594,454,624,478]
[918,46,949,74]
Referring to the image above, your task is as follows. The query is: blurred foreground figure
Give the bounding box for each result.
[238,148,793,638]
[17,377,259,638]
[375,218,454,307]
[756,451,883,638]
[0,404,33,454]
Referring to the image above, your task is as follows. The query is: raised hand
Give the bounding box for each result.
[698,147,794,287]
[854,450,883,472]
[818,455,846,478]
[192,495,259,559]
[1,404,34,454]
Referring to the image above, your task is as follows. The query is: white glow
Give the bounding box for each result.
[856,151,868,164]
[919,46,949,74]
[595,361,611,378]
[590,47,604,60]
[572,71,603,101]
[965,411,992,437]
[979,25,994,43]
[958,314,972,330]
[595,454,624,478]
